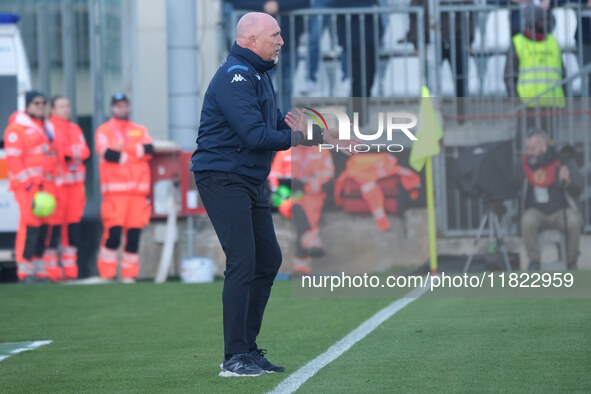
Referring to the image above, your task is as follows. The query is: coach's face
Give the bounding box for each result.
[254,18,283,62]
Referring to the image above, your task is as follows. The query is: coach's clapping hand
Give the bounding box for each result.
[285,108,362,156]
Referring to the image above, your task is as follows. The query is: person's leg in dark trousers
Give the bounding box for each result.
[336,14,380,99]
[454,38,467,119]
[442,37,467,121]
[245,198,282,350]
[196,172,281,357]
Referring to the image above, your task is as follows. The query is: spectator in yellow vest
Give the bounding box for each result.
[504,4,566,134]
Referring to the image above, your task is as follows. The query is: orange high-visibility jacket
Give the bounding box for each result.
[95,119,153,195]
[269,147,334,193]
[49,115,89,185]
[4,112,61,191]
[269,150,291,191]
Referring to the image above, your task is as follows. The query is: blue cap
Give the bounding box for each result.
[111,92,129,105]
[0,14,20,24]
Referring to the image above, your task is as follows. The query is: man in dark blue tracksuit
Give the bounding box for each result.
[191,12,324,377]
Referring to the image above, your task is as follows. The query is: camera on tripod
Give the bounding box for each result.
[453,140,521,272]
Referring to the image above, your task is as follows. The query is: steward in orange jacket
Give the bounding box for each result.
[95,94,153,282]
[269,146,334,274]
[44,96,90,280]
[4,91,62,282]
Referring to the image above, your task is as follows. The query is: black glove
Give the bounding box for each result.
[104,148,122,163]
[143,144,154,155]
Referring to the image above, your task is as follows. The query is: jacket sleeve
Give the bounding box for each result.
[276,107,290,132]
[71,124,90,162]
[140,127,154,161]
[4,126,37,187]
[95,125,121,163]
[214,72,292,151]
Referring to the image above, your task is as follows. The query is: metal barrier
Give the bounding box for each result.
[229,6,427,111]
[435,97,591,236]
[431,2,591,236]
[226,2,591,236]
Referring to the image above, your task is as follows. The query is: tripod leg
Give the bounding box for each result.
[463,213,489,273]
[492,213,512,272]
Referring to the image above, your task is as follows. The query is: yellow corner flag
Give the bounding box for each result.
[409,86,442,274]
[409,86,443,172]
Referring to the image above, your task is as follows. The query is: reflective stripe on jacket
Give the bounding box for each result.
[50,115,90,185]
[513,33,565,108]
[95,118,153,195]
[4,112,61,190]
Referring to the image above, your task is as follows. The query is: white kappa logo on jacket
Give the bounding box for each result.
[231,74,246,83]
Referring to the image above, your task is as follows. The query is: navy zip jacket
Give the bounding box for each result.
[191,43,293,184]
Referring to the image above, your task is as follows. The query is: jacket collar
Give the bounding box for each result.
[110,118,131,129]
[49,115,70,128]
[15,111,44,131]
[230,42,276,73]
[524,29,547,42]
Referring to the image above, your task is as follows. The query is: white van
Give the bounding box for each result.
[0,13,31,266]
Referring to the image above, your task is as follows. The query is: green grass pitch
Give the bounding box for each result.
[0,280,589,393]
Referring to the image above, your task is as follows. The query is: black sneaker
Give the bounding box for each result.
[219,353,265,377]
[249,348,285,373]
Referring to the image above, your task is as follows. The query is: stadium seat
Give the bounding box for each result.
[292,58,331,97]
[439,57,480,97]
[381,13,415,55]
[471,25,484,54]
[468,56,480,96]
[480,9,511,53]
[320,27,341,59]
[482,54,507,96]
[440,60,455,97]
[381,56,421,97]
[293,26,339,97]
[297,27,341,58]
[562,53,582,96]
[552,7,577,51]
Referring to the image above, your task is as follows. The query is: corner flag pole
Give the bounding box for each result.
[409,86,442,275]
[425,156,437,274]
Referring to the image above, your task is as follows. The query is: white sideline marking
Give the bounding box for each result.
[269,283,430,394]
[0,340,52,362]
[62,276,115,285]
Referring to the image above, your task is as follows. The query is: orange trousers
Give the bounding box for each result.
[39,183,85,281]
[97,194,151,279]
[60,183,86,280]
[14,184,58,280]
[52,182,86,226]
